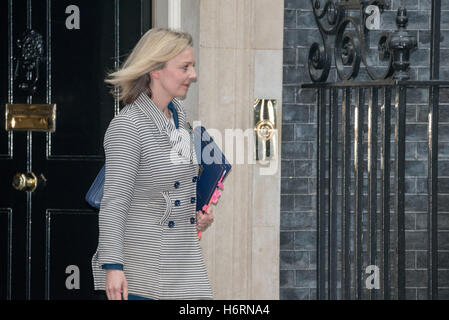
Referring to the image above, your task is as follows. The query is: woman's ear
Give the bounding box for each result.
[150,70,160,80]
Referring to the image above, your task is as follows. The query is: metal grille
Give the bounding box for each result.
[302,0,447,300]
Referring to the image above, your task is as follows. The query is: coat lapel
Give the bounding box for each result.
[134,93,194,164]
[134,92,171,134]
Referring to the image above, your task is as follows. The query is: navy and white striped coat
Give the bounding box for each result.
[91,92,213,300]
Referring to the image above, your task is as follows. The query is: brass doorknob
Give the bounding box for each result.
[12,172,47,192]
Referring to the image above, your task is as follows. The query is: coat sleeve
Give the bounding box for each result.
[96,114,141,266]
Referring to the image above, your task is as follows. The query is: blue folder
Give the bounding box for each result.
[193,126,232,212]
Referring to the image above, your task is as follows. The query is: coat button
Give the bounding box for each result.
[168,221,175,228]
[174,200,181,206]
[192,176,198,182]
[191,197,196,204]
[174,181,180,189]
[190,217,196,224]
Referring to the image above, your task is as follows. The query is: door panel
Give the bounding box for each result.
[1,0,152,300]
[0,209,12,300]
[44,162,103,208]
[50,0,115,157]
[120,0,145,59]
[46,210,98,300]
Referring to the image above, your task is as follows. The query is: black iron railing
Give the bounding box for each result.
[303,80,449,300]
[302,0,446,299]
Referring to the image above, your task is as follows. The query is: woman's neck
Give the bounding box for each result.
[150,92,172,119]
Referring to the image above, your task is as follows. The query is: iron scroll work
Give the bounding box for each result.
[308,0,416,82]
[303,1,449,300]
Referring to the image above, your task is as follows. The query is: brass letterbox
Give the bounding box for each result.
[5,104,56,132]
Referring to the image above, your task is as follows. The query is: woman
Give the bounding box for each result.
[91,28,214,300]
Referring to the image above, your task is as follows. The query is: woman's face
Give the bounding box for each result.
[154,46,197,100]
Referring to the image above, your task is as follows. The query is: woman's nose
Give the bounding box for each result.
[190,67,197,82]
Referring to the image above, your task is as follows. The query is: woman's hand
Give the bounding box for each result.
[196,206,214,232]
[105,269,128,300]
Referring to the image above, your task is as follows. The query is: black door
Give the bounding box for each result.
[0,0,151,300]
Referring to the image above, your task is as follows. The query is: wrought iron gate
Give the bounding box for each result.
[302,0,447,299]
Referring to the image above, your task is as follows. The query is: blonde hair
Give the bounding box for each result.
[105,28,193,104]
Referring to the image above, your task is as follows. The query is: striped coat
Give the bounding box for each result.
[91,92,213,300]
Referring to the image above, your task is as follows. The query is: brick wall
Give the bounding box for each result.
[281,0,449,300]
